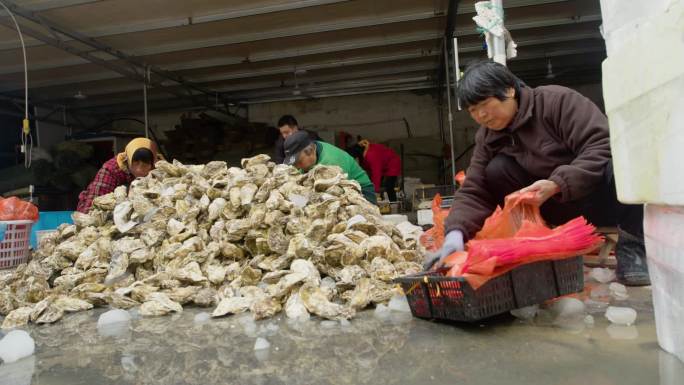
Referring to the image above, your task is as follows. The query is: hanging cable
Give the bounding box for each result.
[0,0,31,168]
[143,66,150,138]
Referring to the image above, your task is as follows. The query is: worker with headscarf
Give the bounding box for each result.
[76,138,162,213]
[347,139,402,201]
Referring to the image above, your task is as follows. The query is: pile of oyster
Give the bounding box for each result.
[0,155,423,329]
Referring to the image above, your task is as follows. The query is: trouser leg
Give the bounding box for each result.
[383,176,398,202]
[484,154,536,206]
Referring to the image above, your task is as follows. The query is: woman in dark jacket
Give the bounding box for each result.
[428,61,648,286]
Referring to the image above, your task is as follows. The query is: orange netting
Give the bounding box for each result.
[454,170,466,186]
[423,191,603,289]
[0,197,39,221]
[418,194,450,252]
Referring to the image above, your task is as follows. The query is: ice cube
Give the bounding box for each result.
[99,309,132,326]
[590,284,610,299]
[193,312,211,324]
[605,306,637,326]
[254,337,270,350]
[0,330,35,363]
[609,282,629,300]
[590,268,616,284]
[387,295,411,313]
[97,309,132,337]
[551,297,585,317]
[510,305,539,320]
[606,324,639,340]
[373,304,391,320]
[340,319,351,328]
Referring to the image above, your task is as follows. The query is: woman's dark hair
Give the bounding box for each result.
[457,61,523,108]
[346,144,364,160]
[277,114,298,129]
[131,148,154,164]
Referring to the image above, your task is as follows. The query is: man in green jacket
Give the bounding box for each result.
[283,130,377,204]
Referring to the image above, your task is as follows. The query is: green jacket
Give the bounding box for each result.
[315,141,377,203]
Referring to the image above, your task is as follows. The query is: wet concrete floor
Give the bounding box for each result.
[0,284,682,385]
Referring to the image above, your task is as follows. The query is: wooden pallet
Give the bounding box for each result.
[584,227,619,268]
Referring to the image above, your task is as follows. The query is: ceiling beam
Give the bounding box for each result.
[0,0,244,120]
[71,63,440,109]
[0,13,602,91]
[0,0,101,16]
[87,80,440,116]
[0,0,569,51]
[0,0,352,50]
[22,30,602,103]
[67,45,605,112]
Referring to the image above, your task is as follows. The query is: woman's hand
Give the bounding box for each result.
[519,179,561,206]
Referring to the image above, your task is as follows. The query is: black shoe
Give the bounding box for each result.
[615,228,651,286]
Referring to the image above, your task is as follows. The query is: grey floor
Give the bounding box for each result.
[0,283,682,385]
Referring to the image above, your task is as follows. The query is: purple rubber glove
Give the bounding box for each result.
[423,230,464,270]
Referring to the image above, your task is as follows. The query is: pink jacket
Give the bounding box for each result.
[361,143,401,192]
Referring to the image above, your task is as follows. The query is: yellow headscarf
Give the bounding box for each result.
[116,137,161,171]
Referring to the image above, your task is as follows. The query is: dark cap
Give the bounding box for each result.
[283,130,313,165]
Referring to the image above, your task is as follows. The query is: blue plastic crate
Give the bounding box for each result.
[30,211,74,249]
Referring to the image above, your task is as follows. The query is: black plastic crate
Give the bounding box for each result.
[394,256,584,322]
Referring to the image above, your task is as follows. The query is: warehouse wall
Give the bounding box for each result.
[249,90,465,184]
[248,91,442,141]
[107,83,604,184]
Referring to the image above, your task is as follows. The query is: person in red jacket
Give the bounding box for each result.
[347,139,402,201]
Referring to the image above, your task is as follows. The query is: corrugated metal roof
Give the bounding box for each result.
[0,0,604,118]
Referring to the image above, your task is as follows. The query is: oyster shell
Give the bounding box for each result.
[369,257,398,282]
[1,306,33,329]
[212,296,252,317]
[284,291,310,320]
[140,293,183,316]
[113,201,137,233]
[299,283,354,320]
[348,278,373,310]
[4,148,422,326]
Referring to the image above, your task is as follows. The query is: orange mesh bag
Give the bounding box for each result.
[437,191,603,289]
[473,191,547,240]
[454,170,466,186]
[0,197,39,221]
[419,194,450,252]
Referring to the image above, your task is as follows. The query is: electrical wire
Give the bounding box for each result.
[0,0,32,168]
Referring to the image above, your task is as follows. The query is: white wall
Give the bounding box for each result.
[249,91,454,184]
[105,83,604,184]
[248,91,442,141]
